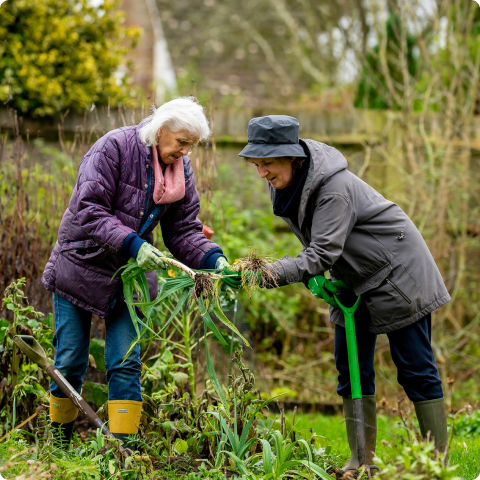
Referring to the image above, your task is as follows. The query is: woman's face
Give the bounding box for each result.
[251,157,294,189]
[156,127,199,164]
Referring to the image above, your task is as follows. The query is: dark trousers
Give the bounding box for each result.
[334,311,444,402]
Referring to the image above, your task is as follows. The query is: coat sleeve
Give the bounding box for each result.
[75,137,135,253]
[269,192,356,286]
[160,160,223,269]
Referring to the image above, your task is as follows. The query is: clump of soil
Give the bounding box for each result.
[194,272,215,299]
[230,250,278,293]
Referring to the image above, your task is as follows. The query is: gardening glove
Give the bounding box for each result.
[308,275,346,307]
[221,267,243,289]
[136,243,169,271]
[215,256,230,272]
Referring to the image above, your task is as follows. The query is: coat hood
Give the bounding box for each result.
[267,139,348,228]
[301,139,348,191]
[297,139,348,227]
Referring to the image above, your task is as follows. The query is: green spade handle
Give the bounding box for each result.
[332,294,367,468]
[333,295,363,400]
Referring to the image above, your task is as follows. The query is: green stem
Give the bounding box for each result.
[11,344,18,388]
[228,295,238,386]
[11,289,18,388]
[182,310,196,402]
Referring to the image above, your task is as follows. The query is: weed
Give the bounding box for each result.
[0,278,53,438]
[374,441,462,480]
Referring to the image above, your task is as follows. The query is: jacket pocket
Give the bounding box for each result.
[353,263,392,296]
[61,239,105,260]
[385,278,412,304]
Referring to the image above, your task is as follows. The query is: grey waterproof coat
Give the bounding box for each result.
[269,139,450,334]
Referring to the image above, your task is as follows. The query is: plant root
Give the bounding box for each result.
[231,250,278,293]
[194,272,215,299]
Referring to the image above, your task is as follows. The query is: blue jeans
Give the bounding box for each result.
[335,312,444,403]
[50,294,142,402]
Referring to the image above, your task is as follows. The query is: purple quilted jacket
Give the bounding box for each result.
[42,119,222,318]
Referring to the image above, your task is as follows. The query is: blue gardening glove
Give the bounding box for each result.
[136,243,168,271]
[308,275,346,307]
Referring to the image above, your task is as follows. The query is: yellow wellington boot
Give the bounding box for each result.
[108,400,142,443]
[49,394,79,448]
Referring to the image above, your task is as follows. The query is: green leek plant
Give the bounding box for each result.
[258,430,332,480]
[117,258,249,410]
[203,395,280,472]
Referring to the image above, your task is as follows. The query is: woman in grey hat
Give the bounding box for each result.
[226,115,450,468]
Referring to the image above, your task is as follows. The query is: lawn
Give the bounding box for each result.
[1,411,477,479]
[289,412,480,480]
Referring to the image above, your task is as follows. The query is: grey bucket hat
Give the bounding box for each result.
[238,115,307,159]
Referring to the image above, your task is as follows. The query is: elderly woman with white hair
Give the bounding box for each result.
[42,97,232,446]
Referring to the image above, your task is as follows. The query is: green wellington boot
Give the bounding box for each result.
[414,398,448,454]
[343,395,377,469]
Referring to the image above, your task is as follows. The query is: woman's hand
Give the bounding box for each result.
[308,275,346,307]
[221,267,243,289]
[215,256,230,272]
[136,243,169,271]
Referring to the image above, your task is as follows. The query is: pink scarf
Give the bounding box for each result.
[151,146,185,204]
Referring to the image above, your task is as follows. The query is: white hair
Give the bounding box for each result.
[139,96,211,146]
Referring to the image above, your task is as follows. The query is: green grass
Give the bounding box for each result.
[450,436,480,480]
[2,418,479,480]
[288,412,480,480]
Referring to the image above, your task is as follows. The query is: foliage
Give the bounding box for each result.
[0,278,53,438]
[0,0,141,116]
[0,137,80,314]
[257,429,331,479]
[0,429,138,480]
[374,441,462,480]
[119,258,249,408]
[453,410,480,438]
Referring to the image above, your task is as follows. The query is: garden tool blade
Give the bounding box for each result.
[13,335,52,370]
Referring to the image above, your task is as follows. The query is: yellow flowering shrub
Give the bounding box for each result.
[0,0,141,116]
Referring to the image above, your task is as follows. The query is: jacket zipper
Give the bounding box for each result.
[138,156,152,236]
[385,279,412,304]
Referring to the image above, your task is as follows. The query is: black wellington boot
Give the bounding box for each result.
[51,420,75,448]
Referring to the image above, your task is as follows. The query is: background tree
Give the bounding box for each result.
[0,0,141,116]
[156,0,369,106]
[353,14,418,109]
